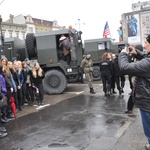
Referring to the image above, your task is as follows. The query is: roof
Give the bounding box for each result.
[32,18,53,26]
[84,38,112,43]
[35,28,77,37]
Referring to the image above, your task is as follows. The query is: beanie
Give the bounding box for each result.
[135,44,143,51]
[146,35,150,44]
[11,57,17,62]
[24,58,29,62]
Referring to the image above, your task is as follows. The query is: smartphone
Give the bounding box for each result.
[125,43,131,52]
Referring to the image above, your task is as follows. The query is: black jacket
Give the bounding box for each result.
[99,60,112,77]
[31,70,45,86]
[118,51,150,112]
[113,58,122,77]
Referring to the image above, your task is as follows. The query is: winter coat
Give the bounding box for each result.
[16,69,24,86]
[118,51,150,112]
[31,70,45,86]
[0,74,7,94]
[99,60,112,77]
[112,58,122,77]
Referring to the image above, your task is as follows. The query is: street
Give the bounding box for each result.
[0,80,145,150]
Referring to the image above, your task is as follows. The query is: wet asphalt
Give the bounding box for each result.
[0,81,138,150]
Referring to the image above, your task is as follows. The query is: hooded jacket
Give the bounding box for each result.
[118,51,150,112]
[0,74,7,94]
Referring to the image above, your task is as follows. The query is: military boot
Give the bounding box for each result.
[90,88,96,94]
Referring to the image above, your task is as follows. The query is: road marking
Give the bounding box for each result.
[64,91,84,94]
[36,104,50,110]
[76,91,84,94]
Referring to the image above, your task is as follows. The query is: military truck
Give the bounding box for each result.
[25,28,83,94]
[0,37,27,61]
[84,38,127,81]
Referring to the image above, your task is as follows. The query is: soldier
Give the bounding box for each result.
[80,53,95,94]
[59,35,71,66]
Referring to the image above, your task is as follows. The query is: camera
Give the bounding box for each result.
[125,43,131,52]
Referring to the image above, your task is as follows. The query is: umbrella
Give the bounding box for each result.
[9,97,17,118]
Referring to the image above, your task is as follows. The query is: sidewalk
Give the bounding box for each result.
[112,114,147,150]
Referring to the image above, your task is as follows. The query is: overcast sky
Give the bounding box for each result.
[0,0,147,42]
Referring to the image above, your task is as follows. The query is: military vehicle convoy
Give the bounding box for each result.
[0,28,127,95]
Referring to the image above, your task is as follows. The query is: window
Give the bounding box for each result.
[98,42,110,50]
[98,43,104,50]
[28,27,33,33]
[9,32,12,37]
[16,32,19,38]
[22,33,25,40]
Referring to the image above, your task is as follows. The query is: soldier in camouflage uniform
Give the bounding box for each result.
[80,53,95,94]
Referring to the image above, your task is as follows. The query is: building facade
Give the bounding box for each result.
[1,14,64,40]
[121,1,150,45]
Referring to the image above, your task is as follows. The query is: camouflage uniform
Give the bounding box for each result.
[80,57,95,94]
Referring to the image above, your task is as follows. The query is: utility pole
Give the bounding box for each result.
[75,19,85,31]
[0,0,4,5]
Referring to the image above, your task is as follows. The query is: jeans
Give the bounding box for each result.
[140,109,150,144]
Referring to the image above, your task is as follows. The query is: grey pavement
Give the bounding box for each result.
[0,80,148,150]
[85,113,147,150]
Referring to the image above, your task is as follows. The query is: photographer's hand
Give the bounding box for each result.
[128,46,137,55]
[121,47,128,54]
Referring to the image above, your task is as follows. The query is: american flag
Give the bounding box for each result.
[103,21,110,38]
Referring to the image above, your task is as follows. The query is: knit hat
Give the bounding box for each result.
[11,57,17,62]
[86,52,91,55]
[146,35,150,44]
[24,58,29,62]
[135,44,143,51]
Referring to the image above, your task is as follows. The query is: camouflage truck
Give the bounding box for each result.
[84,38,128,81]
[25,28,83,94]
[0,37,27,61]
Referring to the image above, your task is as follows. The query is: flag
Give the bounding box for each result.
[103,21,110,38]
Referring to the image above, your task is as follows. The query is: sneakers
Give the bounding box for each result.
[119,89,122,95]
[145,143,150,150]
[112,90,117,94]
[125,110,132,114]
[0,127,6,132]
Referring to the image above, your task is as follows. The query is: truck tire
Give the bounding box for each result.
[92,66,101,81]
[43,69,67,94]
[26,33,37,58]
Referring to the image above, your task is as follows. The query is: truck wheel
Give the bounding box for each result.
[43,69,67,94]
[26,33,37,58]
[68,74,79,83]
[93,66,101,81]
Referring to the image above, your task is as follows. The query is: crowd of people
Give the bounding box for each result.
[0,57,45,138]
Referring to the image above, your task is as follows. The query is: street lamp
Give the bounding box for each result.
[75,19,85,31]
